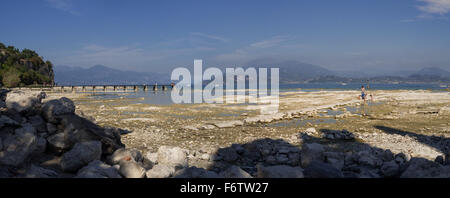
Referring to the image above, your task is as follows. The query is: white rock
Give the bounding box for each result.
[157,146,188,168]
[5,91,45,113]
[119,161,146,178]
[145,164,175,178]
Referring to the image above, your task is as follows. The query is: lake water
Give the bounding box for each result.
[87,83,449,105]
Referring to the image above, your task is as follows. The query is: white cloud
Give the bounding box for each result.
[190,32,230,42]
[400,0,450,22]
[249,36,288,49]
[417,0,450,15]
[45,0,79,15]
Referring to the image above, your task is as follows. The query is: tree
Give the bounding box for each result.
[2,69,21,87]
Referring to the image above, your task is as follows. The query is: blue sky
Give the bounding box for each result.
[1,0,449,73]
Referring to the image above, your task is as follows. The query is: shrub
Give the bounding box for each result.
[2,69,21,87]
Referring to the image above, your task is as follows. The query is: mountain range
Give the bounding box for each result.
[54,65,169,85]
[54,61,450,85]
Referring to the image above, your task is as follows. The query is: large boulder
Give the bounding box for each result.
[300,143,325,167]
[304,161,344,178]
[157,146,188,168]
[0,124,37,166]
[0,115,19,128]
[75,160,121,178]
[400,158,450,178]
[59,114,124,154]
[217,147,239,163]
[60,141,102,172]
[31,137,47,156]
[146,164,176,178]
[5,91,46,113]
[119,160,146,178]
[28,115,47,133]
[256,164,304,178]
[41,97,75,123]
[47,133,69,153]
[380,160,400,177]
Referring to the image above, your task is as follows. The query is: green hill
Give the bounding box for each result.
[0,42,54,87]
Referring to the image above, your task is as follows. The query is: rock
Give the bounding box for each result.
[325,157,345,170]
[218,147,239,162]
[0,115,19,128]
[157,146,188,168]
[119,161,146,178]
[22,165,58,178]
[145,164,175,178]
[29,115,46,133]
[220,165,253,178]
[395,153,411,164]
[59,114,124,154]
[213,120,244,128]
[47,133,69,153]
[300,143,325,167]
[46,123,58,134]
[287,152,301,166]
[257,164,304,178]
[304,161,344,178]
[0,89,9,101]
[173,166,220,178]
[0,124,37,166]
[305,127,317,135]
[200,125,216,130]
[434,155,445,165]
[357,151,382,168]
[145,152,158,164]
[5,91,46,113]
[41,97,75,123]
[32,137,47,156]
[61,141,102,172]
[446,154,450,166]
[321,129,355,140]
[276,154,289,164]
[400,158,450,178]
[76,160,121,178]
[109,148,143,165]
[379,149,395,162]
[380,160,400,177]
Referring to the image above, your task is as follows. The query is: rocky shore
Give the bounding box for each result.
[1,89,449,178]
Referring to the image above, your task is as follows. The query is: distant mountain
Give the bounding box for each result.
[246,59,334,83]
[409,67,450,78]
[54,65,170,85]
[310,67,450,84]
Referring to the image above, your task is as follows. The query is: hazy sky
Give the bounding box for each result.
[1,0,450,73]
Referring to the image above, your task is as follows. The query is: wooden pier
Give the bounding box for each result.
[11,84,174,93]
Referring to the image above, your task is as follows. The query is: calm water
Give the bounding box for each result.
[87,83,449,105]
